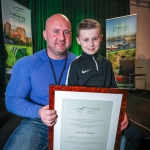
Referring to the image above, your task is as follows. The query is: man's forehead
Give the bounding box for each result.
[48,21,71,31]
[46,20,71,30]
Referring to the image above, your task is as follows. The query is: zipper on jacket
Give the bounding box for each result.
[92,56,98,71]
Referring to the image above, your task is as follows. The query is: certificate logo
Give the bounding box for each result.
[75,107,86,113]
[75,107,100,114]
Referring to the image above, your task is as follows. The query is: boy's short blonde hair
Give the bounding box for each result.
[77,19,102,37]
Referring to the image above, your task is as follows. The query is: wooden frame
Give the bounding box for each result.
[49,85,128,150]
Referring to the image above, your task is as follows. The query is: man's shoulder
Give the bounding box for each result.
[18,50,76,64]
[26,49,46,60]
[14,49,46,68]
[71,55,81,63]
[32,49,46,59]
[68,51,76,61]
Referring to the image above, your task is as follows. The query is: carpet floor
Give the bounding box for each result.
[126,90,150,138]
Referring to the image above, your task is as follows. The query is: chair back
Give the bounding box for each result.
[119,60,135,75]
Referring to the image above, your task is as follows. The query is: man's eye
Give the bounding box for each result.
[64,31,71,35]
[53,30,59,34]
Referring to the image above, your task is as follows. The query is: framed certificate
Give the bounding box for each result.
[49,85,128,150]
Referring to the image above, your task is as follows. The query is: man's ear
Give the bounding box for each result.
[76,37,81,45]
[43,30,47,41]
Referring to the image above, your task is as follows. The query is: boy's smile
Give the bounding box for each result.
[76,28,102,55]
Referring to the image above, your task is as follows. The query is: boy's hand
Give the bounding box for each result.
[121,113,128,131]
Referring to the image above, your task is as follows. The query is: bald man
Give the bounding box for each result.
[4,14,76,150]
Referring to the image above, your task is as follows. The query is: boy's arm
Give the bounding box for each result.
[121,113,128,130]
[66,61,79,85]
[109,61,118,88]
[109,62,129,129]
[111,72,118,88]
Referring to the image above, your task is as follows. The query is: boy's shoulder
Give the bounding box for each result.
[98,55,111,63]
[69,55,82,68]
[71,54,111,65]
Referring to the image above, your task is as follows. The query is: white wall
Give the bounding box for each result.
[130,0,150,91]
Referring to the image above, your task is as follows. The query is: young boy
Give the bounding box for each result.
[66,19,145,150]
[66,19,116,87]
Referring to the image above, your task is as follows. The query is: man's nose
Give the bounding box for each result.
[59,32,65,40]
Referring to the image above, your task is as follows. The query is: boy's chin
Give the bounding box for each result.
[84,51,98,56]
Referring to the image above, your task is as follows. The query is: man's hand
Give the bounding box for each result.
[39,105,57,126]
[121,112,128,131]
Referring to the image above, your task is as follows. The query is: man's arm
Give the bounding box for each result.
[39,105,57,126]
[5,57,41,118]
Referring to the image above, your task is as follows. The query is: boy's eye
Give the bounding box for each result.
[83,39,88,42]
[93,38,98,41]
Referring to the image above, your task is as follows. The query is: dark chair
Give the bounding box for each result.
[118,60,146,90]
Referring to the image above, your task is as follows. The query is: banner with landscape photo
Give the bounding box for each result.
[106,14,137,88]
[1,0,32,83]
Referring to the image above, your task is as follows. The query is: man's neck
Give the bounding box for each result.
[46,49,67,60]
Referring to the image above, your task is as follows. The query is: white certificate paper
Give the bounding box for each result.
[54,91,122,150]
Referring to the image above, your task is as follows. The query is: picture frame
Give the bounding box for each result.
[49,85,128,150]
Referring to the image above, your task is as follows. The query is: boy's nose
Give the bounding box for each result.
[89,40,94,46]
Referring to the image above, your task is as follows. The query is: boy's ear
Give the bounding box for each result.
[76,37,81,45]
[100,34,103,42]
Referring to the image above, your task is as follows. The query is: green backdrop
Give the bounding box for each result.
[0,0,130,95]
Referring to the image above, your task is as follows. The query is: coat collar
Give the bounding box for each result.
[82,51,99,59]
